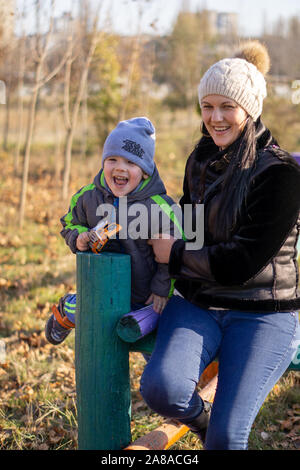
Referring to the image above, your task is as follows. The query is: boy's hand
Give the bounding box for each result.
[76,231,90,251]
[147,235,177,264]
[145,293,168,314]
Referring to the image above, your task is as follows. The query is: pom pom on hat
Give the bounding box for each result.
[198,41,270,121]
[234,40,270,76]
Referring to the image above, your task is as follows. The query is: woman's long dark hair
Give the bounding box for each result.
[201,116,257,238]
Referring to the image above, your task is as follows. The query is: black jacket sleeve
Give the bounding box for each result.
[60,192,89,254]
[149,194,182,297]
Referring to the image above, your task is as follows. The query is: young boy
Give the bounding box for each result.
[45,117,181,345]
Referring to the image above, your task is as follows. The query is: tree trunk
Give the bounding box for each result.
[62,33,98,200]
[54,112,62,182]
[19,80,40,228]
[80,83,88,159]
[14,89,25,175]
[14,37,26,175]
[119,36,141,121]
[18,0,67,227]
[3,85,10,151]
[62,126,74,201]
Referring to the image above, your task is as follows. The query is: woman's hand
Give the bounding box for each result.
[76,231,90,251]
[145,293,168,314]
[148,235,177,264]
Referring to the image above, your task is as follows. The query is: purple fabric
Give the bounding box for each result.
[291,153,300,165]
[117,305,160,342]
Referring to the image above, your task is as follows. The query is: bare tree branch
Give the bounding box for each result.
[62,3,103,200]
[35,39,73,89]
[18,0,69,228]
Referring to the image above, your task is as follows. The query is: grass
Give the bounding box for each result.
[0,126,299,451]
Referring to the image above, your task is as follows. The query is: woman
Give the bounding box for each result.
[140,41,300,450]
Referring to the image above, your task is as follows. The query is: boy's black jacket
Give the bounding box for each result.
[61,166,179,304]
[170,121,300,312]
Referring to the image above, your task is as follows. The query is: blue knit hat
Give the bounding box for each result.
[102,117,156,176]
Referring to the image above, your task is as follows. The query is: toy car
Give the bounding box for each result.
[89,219,122,254]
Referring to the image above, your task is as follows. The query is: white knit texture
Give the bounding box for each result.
[198,58,267,121]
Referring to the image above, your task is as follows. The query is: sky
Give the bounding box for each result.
[108,0,300,37]
[16,0,300,37]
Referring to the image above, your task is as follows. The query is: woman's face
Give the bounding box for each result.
[200,95,248,149]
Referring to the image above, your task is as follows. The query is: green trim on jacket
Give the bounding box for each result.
[63,183,95,233]
[150,194,186,298]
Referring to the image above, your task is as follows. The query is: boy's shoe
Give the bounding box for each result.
[57,293,76,326]
[45,313,71,345]
[45,293,76,345]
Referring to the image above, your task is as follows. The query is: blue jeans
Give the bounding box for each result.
[140,295,299,450]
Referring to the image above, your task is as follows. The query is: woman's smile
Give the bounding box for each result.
[213,126,230,132]
[211,125,231,136]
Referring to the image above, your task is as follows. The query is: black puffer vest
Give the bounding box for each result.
[170,122,300,312]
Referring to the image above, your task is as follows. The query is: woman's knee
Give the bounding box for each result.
[140,365,176,416]
[140,363,197,419]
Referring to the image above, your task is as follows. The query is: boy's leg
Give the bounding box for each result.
[45,293,76,345]
[140,296,222,422]
[60,293,76,326]
[205,310,298,450]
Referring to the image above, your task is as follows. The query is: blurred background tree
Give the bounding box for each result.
[89,34,122,147]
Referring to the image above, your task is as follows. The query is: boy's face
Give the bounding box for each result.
[103,156,148,197]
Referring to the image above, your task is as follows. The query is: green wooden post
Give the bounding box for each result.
[75,249,299,450]
[288,323,300,371]
[75,252,132,450]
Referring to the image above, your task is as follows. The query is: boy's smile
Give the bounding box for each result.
[103,156,148,197]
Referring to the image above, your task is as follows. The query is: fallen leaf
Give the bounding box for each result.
[132,400,147,412]
[268,425,278,432]
[292,404,300,415]
[37,443,49,450]
[293,439,300,449]
[0,368,8,378]
[49,429,63,444]
[20,414,32,424]
[278,419,294,431]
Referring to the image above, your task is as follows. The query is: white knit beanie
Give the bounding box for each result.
[198,41,271,122]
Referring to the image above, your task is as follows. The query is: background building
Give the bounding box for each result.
[0,0,15,48]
